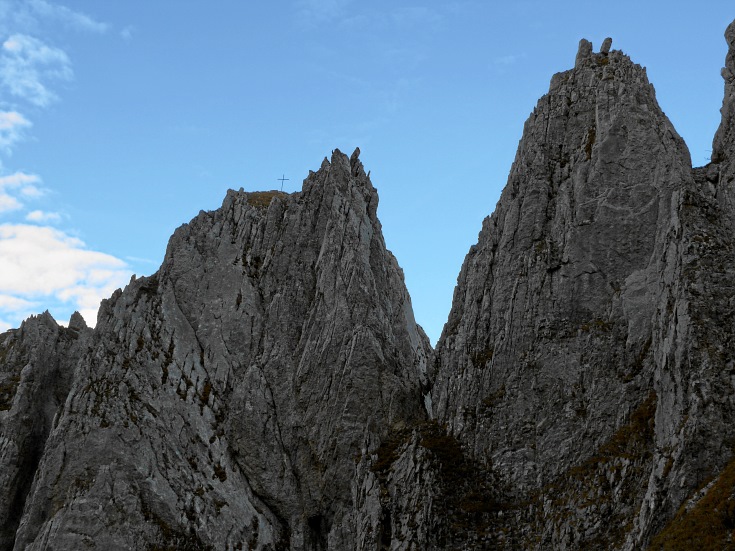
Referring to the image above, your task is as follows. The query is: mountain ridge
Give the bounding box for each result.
[2,19,735,550]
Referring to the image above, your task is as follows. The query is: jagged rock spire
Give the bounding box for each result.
[712,19,735,163]
[431,31,695,548]
[5,149,430,550]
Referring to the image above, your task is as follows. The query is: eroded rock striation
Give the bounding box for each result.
[1,150,429,550]
[3,18,735,551]
[424,29,735,549]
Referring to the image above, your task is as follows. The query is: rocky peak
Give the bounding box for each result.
[0,311,89,550]
[67,311,87,332]
[712,19,735,164]
[574,36,616,67]
[430,28,694,542]
[5,148,430,550]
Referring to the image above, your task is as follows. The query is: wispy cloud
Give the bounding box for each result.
[294,0,353,26]
[26,0,108,34]
[0,171,43,213]
[0,2,121,330]
[0,224,131,326]
[0,0,107,36]
[0,111,31,152]
[25,209,60,223]
[0,33,72,107]
[0,194,20,212]
[0,293,38,331]
[0,171,41,189]
[19,183,43,197]
[0,294,36,312]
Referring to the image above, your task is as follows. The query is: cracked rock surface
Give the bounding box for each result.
[2,150,429,550]
[425,24,735,549]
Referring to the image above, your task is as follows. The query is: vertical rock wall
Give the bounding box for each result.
[432,41,689,496]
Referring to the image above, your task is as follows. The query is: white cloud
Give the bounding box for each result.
[25,209,60,222]
[0,111,31,152]
[0,193,20,212]
[19,184,42,197]
[27,0,108,34]
[0,2,116,330]
[0,171,42,213]
[0,0,108,36]
[120,25,134,41]
[0,294,39,331]
[0,224,131,327]
[0,33,72,107]
[0,170,40,189]
[0,293,36,311]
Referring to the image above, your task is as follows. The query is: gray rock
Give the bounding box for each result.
[4,17,735,551]
[575,38,593,68]
[0,312,90,551]
[67,311,87,332]
[601,37,613,54]
[6,149,430,550]
[713,19,735,163]
[428,19,735,549]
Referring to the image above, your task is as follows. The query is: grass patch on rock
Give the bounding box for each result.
[246,191,287,210]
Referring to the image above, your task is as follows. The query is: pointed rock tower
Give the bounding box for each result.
[433,36,690,494]
[424,23,735,549]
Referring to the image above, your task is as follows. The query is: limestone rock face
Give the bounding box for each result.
[424,21,735,550]
[432,44,688,494]
[4,150,429,550]
[641,19,735,549]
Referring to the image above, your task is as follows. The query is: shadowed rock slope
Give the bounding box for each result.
[0,312,89,550]
[4,18,735,551]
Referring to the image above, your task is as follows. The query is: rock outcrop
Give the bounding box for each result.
[712,19,735,165]
[0,313,89,550]
[424,26,735,550]
[3,18,735,551]
[2,150,429,550]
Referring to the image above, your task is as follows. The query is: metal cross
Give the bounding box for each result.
[278,174,289,191]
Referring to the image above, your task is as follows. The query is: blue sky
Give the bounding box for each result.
[0,1,732,342]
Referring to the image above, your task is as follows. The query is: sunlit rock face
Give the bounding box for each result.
[1,149,429,551]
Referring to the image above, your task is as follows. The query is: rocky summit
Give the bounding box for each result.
[3,19,735,551]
